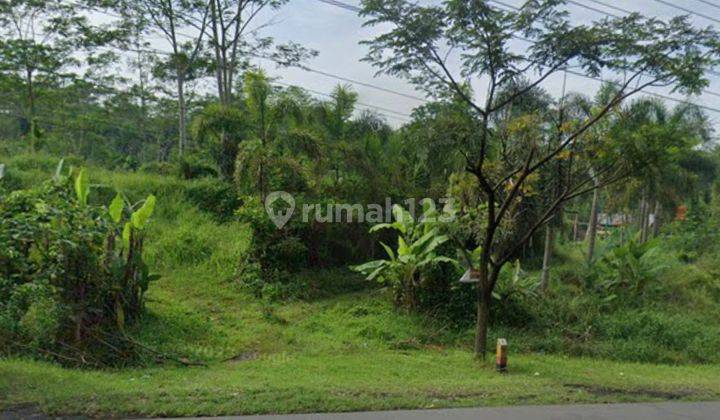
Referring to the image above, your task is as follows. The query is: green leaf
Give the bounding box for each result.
[53,158,65,182]
[411,230,437,252]
[109,194,124,223]
[369,223,394,233]
[351,260,389,281]
[397,236,409,256]
[417,255,456,268]
[74,168,89,205]
[391,205,409,234]
[351,260,385,273]
[424,234,449,254]
[380,241,395,260]
[471,245,483,261]
[367,264,388,281]
[122,222,132,249]
[433,256,457,264]
[131,195,156,229]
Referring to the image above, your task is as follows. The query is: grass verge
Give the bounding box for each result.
[2,352,719,417]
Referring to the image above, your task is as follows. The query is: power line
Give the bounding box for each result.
[299,66,427,103]
[316,0,720,115]
[553,0,720,95]
[249,54,429,103]
[566,0,621,18]
[688,0,720,12]
[86,0,428,108]
[564,69,720,114]
[486,0,720,111]
[100,45,415,122]
[316,0,361,13]
[581,0,633,16]
[651,0,720,25]
[273,81,412,121]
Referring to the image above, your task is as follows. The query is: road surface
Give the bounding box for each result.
[171,402,720,420]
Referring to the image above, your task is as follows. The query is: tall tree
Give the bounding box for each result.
[360,0,720,358]
[119,0,211,156]
[205,0,315,179]
[207,0,314,105]
[0,0,116,150]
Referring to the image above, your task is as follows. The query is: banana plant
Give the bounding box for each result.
[100,180,158,330]
[352,203,456,310]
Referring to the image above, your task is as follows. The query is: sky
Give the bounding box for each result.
[103,0,720,129]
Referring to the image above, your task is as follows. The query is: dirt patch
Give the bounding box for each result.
[1,404,91,420]
[564,383,694,400]
[223,351,260,363]
[1,404,54,419]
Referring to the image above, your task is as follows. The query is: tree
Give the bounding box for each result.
[205,0,315,178]
[0,0,117,151]
[562,85,623,262]
[118,0,211,156]
[360,0,720,358]
[190,102,246,178]
[313,84,358,188]
[608,100,714,241]
[207,0,315,105]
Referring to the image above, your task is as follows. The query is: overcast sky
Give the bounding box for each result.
[127,0,720,129]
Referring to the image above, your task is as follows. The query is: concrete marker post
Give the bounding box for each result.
[496,338,508,372]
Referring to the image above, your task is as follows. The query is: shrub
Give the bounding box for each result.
[177,153,218,180]
[236,196,375,300]
[184,178,242,220]
[352,204,456,311]
[0,168,158,366]
[140,161,177,176]
[594,240,671,303]
[236,196,308,300]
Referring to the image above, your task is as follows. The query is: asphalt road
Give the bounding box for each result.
[175,402,720,420]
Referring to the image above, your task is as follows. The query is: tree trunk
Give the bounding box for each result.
[25,68,36,152]
[540,225,554,292]
[474,284,491,358]
[404,272,420,311]
[259,105,267,199]
[640,191,649,243]
[573,213,579,241]
[220,129,236,180]
[177,74,188,156]
[209,0,225,104]
[586,182,600,263]
[653,200,661,237]
[474,263,499,359]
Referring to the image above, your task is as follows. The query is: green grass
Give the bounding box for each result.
[2,154,720,417]
[3,352,720,417]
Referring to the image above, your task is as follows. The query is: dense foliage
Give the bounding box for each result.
[2,0,720,372]
[0,168,157,366]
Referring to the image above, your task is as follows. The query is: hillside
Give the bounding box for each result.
[2,155,720,417]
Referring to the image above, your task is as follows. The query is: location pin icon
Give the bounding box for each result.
[265,191,295,229]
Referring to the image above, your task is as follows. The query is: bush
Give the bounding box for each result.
[236,196,375,300]
[177,154,218,180]
[236,196,307,300]
[140,161,178,176]
[184,178,242,221]
[0,169,158,366]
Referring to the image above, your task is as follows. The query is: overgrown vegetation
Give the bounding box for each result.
[0,165,157,366]
[3,0,720,416]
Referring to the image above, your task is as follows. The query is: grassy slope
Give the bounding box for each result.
[1,155,720,417]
